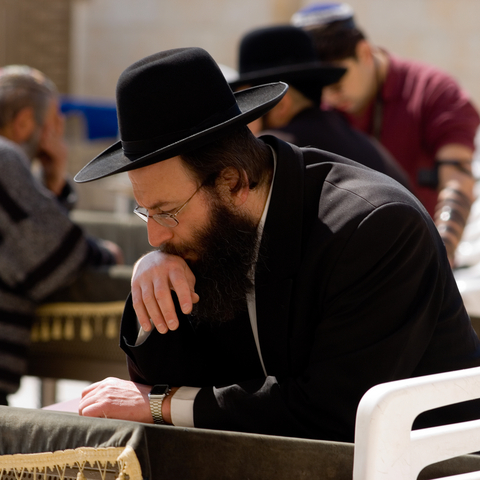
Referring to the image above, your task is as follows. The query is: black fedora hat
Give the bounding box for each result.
[74,47,287,183]
[229,25,345,97]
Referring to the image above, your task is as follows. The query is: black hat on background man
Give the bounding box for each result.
[229,25,346,105]
[75,47,287,183]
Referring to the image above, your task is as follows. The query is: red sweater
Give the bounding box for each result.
[342,52,480,216]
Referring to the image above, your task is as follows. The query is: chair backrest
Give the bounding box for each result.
[353,366,480,480]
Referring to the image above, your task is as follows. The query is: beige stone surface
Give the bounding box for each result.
[70,0,480,109]
[70,0,302,99]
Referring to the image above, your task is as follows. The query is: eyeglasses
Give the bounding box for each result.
[133,185,202,228]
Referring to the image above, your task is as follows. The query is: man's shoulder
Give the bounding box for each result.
[258,109,327,141]
[283,107,351,135]
[386,51,465,99]
[0,135,30,168]
[298,145,422,213]
[388,51,448,78]
[0,134,19,152]
[270,137,417,207]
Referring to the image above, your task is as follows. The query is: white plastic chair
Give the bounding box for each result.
[353,366,480,480]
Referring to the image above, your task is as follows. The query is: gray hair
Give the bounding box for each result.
[0,65,57,129]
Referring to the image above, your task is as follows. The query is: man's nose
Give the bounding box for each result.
[147,219,174,247]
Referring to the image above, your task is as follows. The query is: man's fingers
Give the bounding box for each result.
[131,286,156,332]
[149,275,181,331]
[80,381,101,398]
[169,267,196,315]
[80,404,105,418]
[192,291,200,304]
[78,378,153,422]
[133,276,180,333]
[131,252,199,333]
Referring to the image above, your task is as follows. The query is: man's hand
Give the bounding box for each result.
[37,109,68,196]
[79,377,153,422]
[97,238,125,265]
[131,251,200,334]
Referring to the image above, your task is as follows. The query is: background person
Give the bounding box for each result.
[292,2,480,266]
[0,65,123,405]
[230,24,410,189]
[75,48,480,443]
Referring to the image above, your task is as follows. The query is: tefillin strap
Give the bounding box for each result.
[418,160,474,189]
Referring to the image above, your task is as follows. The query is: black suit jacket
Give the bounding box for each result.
[120,136,480,442]
[260,107,412,190]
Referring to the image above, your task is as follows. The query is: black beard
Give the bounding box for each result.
[160,197,260,324]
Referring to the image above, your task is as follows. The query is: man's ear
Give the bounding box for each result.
[217,167,249,206]
[355,39,374,64]
[10,107,36,143]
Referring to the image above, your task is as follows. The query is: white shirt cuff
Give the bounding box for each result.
[170,386,200,427]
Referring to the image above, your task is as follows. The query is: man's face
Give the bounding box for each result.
[322,55,376,115]
[129,157,260,322]
[247,106,282,134]
[21,97,62,160]
[129,156,211,259]
[247,116,266,136]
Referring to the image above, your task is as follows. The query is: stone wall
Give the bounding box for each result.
[70,0,480,107]
[0,0,71,93]
[70,0,303,99]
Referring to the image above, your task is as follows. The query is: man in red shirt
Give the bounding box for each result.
[292,3,480,266]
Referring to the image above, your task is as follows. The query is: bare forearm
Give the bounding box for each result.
[434,144,475,266]
[435,181,473,263]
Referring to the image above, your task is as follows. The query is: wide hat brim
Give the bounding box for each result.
[74,82,287,183]
[229,62,346,90]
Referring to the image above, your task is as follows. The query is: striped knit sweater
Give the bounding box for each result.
[0,136,115,394]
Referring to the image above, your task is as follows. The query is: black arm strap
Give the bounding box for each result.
[417,160,473,189]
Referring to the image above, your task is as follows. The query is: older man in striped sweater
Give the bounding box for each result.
[0,66,123,404]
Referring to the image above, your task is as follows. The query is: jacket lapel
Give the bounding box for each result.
[254,136,305,377]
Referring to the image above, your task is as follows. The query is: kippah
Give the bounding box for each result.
[291,3,354,29]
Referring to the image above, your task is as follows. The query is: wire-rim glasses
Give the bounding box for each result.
[133,185,202,228]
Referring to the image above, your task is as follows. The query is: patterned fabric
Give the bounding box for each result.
[0,446,142,480]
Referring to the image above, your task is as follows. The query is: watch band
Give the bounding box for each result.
[149,384,171,424]
[150,397,167,424]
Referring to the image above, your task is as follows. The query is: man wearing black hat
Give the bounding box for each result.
[231,24,410,189]
[77,47,480,442]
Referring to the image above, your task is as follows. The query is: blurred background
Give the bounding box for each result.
[1,0,478,212]
[2,0,480,407]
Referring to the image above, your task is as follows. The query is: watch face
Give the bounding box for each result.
[150,384,169,396]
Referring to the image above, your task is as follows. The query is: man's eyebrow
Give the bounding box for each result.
[141,199,176,211]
